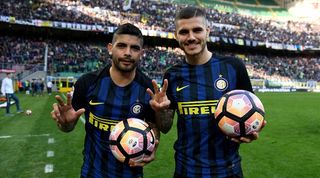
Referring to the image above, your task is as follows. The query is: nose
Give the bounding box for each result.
[124,47,132,57]
[187,32,196,42]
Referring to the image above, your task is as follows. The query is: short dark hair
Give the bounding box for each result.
[175,6,206,23]
[112,23,143,46]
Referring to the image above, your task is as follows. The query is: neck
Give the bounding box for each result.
[109,66,136,87]
[186,48,212,65]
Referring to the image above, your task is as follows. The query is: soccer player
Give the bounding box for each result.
[156,6,266,177]
[1,72,23,116]
[50,23,168,177]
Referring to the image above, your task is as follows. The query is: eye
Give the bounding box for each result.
[116,43,127,48]
[178,29,189,35]
[193,27,204,33]
[131,45,141,51]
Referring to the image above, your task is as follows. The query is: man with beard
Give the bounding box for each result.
[50,23,170,178]
[157,6,266,178]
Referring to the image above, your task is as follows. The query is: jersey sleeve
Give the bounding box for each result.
[72,76,88,111]
[72,71,99,111]
[234,58,253,92]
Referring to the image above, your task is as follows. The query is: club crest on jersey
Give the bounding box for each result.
[214,75,228,91]
[131,103,143,115]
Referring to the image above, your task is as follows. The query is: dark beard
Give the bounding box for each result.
[113,60,137,73]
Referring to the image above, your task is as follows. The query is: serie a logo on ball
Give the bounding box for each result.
[214,90,265,137]
[109,118,155,164]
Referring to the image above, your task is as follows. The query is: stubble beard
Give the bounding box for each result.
[113,59,137,73]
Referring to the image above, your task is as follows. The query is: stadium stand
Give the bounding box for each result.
[0,0,319,91]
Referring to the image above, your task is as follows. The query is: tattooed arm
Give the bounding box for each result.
[155,108,175,134]
[147,79,175,134]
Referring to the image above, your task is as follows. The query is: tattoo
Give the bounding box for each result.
[58,122,74,133]
[156,109,175,134]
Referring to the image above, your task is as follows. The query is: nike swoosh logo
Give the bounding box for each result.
[89,100,104,105]
[176,85,189,92]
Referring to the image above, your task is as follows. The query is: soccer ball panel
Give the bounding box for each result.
[244,112,264,134]
[110,145,126,162]
[127,118,149,130]
[218,116,240,137]
[227,94,252,118]
[109,122,125,141]
[109,118,155,163]
[146,130,155,150]
[248,92,265,112]
[120,130,144,154]
[215,96,226,117]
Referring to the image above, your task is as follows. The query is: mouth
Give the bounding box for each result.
[119,59,134,66]
[185,43,199,50]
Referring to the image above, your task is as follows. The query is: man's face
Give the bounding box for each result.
[175,16,209,57]
[108,34,143,73]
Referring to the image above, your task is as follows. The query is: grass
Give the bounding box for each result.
[0,92,319,177]
[239,92,320,178]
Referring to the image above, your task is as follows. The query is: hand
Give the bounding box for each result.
[129,139,159,167]
[50,93,85,132]
[230,120,267,144]
[146,79,171,112]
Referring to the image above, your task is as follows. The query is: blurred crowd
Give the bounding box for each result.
[0,0,319,47]
[0,36,319,82]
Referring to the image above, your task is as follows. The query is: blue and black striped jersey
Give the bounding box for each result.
[72,65,155,178]
[164,55,253,178]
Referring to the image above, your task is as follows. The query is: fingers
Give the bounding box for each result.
[161,79,168,93]
[129,139,159,167]
[149,99,167,112]
[151,80,159,94]
[51,103,60,118]
[146,88,155,98]
[229,132,259,144]
[51,103,62,124]
[75,108,86,118]
[55,95,65,106]
[66,92,72,106]
[129,154,155,167]
[230,137,242,144]
[159,99,170,109]
[129,161,146,167]
[261,120,267,130]
[230,137,251,144]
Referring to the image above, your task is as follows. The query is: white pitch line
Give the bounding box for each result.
[48,138,55,144]
[44,164,54,173]
[0,133,50,139]
[47,151,54,157]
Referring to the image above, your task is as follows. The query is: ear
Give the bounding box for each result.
[107,43,112,55]
[174,31,177,41]
[206,26,210,38]
[140,48,145,56]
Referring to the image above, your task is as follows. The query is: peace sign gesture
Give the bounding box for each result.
[51,93,85,132]
[146,79,171,112]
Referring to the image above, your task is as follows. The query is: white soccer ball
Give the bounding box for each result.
[25,109,32,115]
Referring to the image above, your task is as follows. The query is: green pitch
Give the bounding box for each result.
[0,92,319,177]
